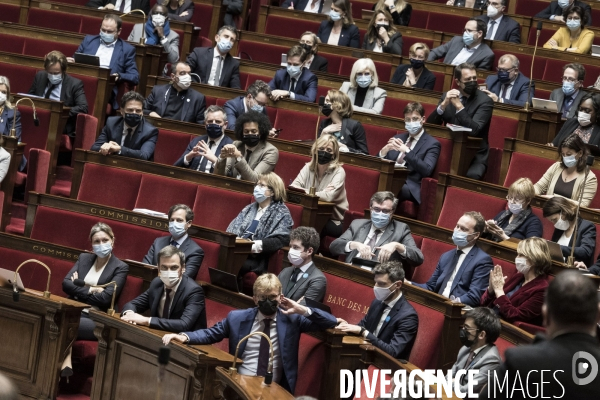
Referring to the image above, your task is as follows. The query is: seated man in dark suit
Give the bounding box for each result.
[173,105,233,173]
[144,61,206,124]
[278,226,327,302]
[427,18,495,71]
[71,14,139,110]
[476,0,520,43]
[427,62,493,180]
[337,261,418,359]
[330,191,424,269]
[534,0,592,25]
[451,307,502,395]
[95,0,151,16]
[122,245,206,332]
[142,204,204,280]
[550,63,587,119]
[186,25,241,88]
[91,91,158,160]
[482,54,534,107]
[162,273,338,394]
[269,45,318,103]
[407,211,493,307]
[29,50,88,139]
[482,271,600,399]
[224,80,271,130]
[379,102,441,204]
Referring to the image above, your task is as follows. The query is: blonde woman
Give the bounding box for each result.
[318,89,369,154]
[391,42,436,90]
[362,10,403,55]
[340,59,387,115]
[291,134,348,238]
[0,76,20,141]
[299,31,328,72]
[317,0,360,48]
[372,0,412,26]
[162,0,195,22]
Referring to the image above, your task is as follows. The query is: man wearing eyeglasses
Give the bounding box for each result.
[482,54,534,107]
[534,0,592,25]
[162,273,337,395]
[475,0,520,43]
[223,80,274,132]
[427,18,495,70]
[549,63,588,119]
[330,191,424,270]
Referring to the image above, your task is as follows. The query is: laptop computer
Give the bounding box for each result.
[0,268,25,291]
[592,44,600,57]
[208,267,240,293]
[305,297,332,314]
[74,52,100,67]
[351,256,379,270]
[532,98,558,112]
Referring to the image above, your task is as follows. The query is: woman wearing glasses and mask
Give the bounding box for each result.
[551,93,600,147]
[340,58,387,115]
[543,6,594,54]
[291,134,348,239]
[215,111,279,183]
[483,178,543,242]
[227,172,293,282]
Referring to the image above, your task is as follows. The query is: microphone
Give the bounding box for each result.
[229,331,274,386]
[11,98,38,138]
[121,10,147,45]
[12,259,52,301]
[315,95,325,141]
[73,280,119,316]
[567,154,595,267]
[155,346,170,400]
[524,21,543,111]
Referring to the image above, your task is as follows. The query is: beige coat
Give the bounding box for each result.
[534,162,598,207]
[215,140,279,183]
[339,81,387,115]
[291,163,348,221]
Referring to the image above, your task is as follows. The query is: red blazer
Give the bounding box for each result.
[480,273,548,326]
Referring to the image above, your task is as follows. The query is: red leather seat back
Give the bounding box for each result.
[238,41,288,65]
[407,300,444,369]
[0,34,25,53]
[19,106,52,160]
[23,39,78,59]
[135,175,198,213]
[411,238,455,284]
[489,115,518,149]
[190,4,215,36]
[296,333,326,398]
[350,0,373,19]
[323,53,344,75]
[527,28,555,47]
[437,187,506,229]
[0,3,21,23]
[410,9,429,29]
[25,149,51,202]
[323,272,372,324]
[27,9,82,33]
[426,13,468,35]
[494,337,515,361]
[343,164,380,219]
[432,137,453,180]
[70,74,100,117]
[381,97,408,119]
[515,0,548,16]
[264,16,320,39]
[192,238,220,281]
[362,124,398,156]
[77,163,142,209]
[530,206,553,240]
[243,73,273,90]
[204,298,233,352]
[503,153,554,187]
[118,275,144,311]
[192,186,252,231]
[286,203,303,229]
[0,63,37,93]
[274,109,318,141]
[154,129,193,165]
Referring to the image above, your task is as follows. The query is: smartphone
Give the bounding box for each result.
[281,54,288,66]
[479,84,487,91]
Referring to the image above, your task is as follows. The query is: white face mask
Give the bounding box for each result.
[578,111,592,127]
[554,213,570,231]
[287,248,305,266]
[177,74,192,89]
[152,14,166,27]
[486,4,499,18]
[160,270,180,287]
[0,92,6,104]
[515,257,530,274]
[373,283,396,302]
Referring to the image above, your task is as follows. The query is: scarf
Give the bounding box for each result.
[494,206,532,240]
[226,201,293,242]
[144,17,171,46]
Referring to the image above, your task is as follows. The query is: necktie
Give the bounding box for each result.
[197,140,215,172]
[396,137,414,164]
[367,229,382,254]
[256,318,272,377]
[123,128,133,148]
[162,288,172,319]
[485,20,496,39]
[170,239,178,247]
[438,249,463,295]
[245,149,252,163]
[463,350,476,369]
[501,84,511,100]
[290,78,296,92]
[285,268,301,296]
[213,56,223,86]
[45,84,56,99]
[118,0,126,12]
[562,96,573,118]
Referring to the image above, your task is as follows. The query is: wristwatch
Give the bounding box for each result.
[359,327,366,336]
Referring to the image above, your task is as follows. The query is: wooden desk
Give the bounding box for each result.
[88,310,239,400]
[0,287,87,400]
[214,366,295,400]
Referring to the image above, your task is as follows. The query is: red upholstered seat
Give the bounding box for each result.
[527,28,555,47]
[204,299,234,352]
[77,164,142,209]
[494,337,515,361]
[135,175,198,213]
[189,4,215,37]
[431,137,453,180]
[154,129,193,165]
[530,206,553,240]
[27,9,82,33]
[192,186,252,231]
[264,16,320,39]
[0,34,25,53]
[407,300,444,369]
[410,9,429,29]
[117,275,144,311]
[362,124,398,156]
[323,272,372,324]
[274,109,319,141]
[515,0,548,16]
[343,164,380,220]
[286,203,304,229]
[426,14,469,35]
[192,238,220,279]
[411,238,455,284]
[70,74,100,117]
[322,53,344,75]
[276,151,310,186]
[514,321,546,336]
[0,3,21,23]
[23,39,78,59]
[437,187,507,229]
[0,63,38,93]
[483,148,502,185]
[18,106,52,161]
[350,0,373,19]
[296,333,326,398]
[503,152,554,187]
[206,96,218,106]
[381,97,409,119]
[243,73,273,90]
[489,116,518,150]
[24,149,51,202]
[237,41,289,65]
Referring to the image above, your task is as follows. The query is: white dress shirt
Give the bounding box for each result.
[95,40,116,69]
[237,312,282,382]
[304,0,321,12]
[557,232,571,246]
[487,15,503,40]
[441,245,474,299]
[451,43,481,66]
[208,48,225,86]
[112,0,132,13]
[183,134,225,172]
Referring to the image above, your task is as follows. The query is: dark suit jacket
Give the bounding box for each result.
[413,245,493,306]
[62,252,129,312]
[383,131,441,203]
[281,0,324,12]
[143,83,206,124]
[552,117,600,147]
[174,134,234,172]
[371,2,412,26]
[166,0,194,22]
[391,64,436,90]
[485,72,534,107]
[121,275,206,332]
[223,95,268,130]
[486,209,543,240]
[28,72,88,136]
[91,116,158,160]
[549,88,587,119]
[0,107,25,171]
[552,218,596,267]
[453,0,486,9]
[427,89,493,168]
[587,250,600,275]
[362,32,403,55]
[482,333,600,399]
[427,36,495,70]
[107,0,150,14]
[318,118,369,154]
[317,21,360,48]
[358,295,418,359]
[480,273,548,325]
[534,0,592,25]
[142,235,205,280]
[451,344,502,394]
[186,47,241,89]
[184,307,338,394]
[309,54,328,73]
[476,15,521,43]
[278,262,327,302]
[268,68,318,103]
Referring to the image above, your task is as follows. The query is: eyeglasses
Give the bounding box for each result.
[459,325,479,331]
[256,294,280,301]
[506,196,525,203]
[371,207,393,214]
[251,95,267,107]
[497,67,516,73]
[562,77,579,83]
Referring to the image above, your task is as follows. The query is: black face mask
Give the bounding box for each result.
[462,80,478,96]
[317,150,333,165]
[322,104,333,117]
[242,135,260,147]
[300,42,313,54]
[376,24,390,32]
[124,113,142,127]
[459,327,478,348]
[258,298,279,316]
[410,58,424,69]
[206,123,223,138]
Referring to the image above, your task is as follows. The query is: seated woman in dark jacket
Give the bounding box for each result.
[317,0,360,48]
[551,93,600,147]
[227,172,294,280]
[318,89,369,154]
[483,178,543,242]
[362,10,403,55]
[543,195,596,267]
[371,0,412,26]
[481,237,550,326]
[391,42,436,90]
[162,0,195,22]
[299,31,328,73]
[61,222,129,380]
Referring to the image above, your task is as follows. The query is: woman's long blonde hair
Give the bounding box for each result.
[0,76,14,109]
[309,134,343,172]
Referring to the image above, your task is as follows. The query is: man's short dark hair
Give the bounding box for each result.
[468,17,487,38]
[290,226,320,253]
[171,61,190,75]
[454,62,477,80]
[403,102,425,117]
[563,5,589,27]
[369,191,399,212]
[465,307,501,344]
[373,261,405,283]
[104,14,122,30]
[158,245,186,267]
[120,91,145,109]
[463,211,485,234]
[234,111,272,142]
[217,25,237,38]
[288,44,308,62]
[546,270,599,326]
[564,62,586,81]
[44,51,68,73]
[247,80,272,98]
[168,204,194,222]
[204,105,227,123]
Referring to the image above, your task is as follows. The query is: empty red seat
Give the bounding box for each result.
[274,109,319,141]
[322,53,344,75]
[118,275,144,310]
[154,129,193,165]
[489,116,518,150]
[426,14,468,36]
[0,63,39,96]
[296,333,326,398]
[243,73,273,90]
[503,152,554,187]
[189,4,215,39]
[77,164,142,209]
[192,186,252,231]
[343,164,381,220]
[0,34,25,53]
[134,175,198,213]
[411,238,455,284]
[264,16,320,40]
[407,300,444,369]
[494,336,516,361]
[381,97,409,119]
[0,3,21,23]
[238,40,289,66]
[323,271,373,323]
[431,137,453,180]
[515,0,548,16]
[204,298,233,352]
[23,39,78,59]
[410,10,429,29]
[362,123,398,156]
[27,9,82,33]
[192,238,221,279]
[527,28,555,47]
[437,186,507,229]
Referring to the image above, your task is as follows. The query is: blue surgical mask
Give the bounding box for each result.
[562,81,576,96]
[287,64,302,79]
[508,202,523,215]
[329,10,342,21]
[463,31,474,46]
[371,211,390,229]
[251,104,264,112]
[405,121,422,135]
[169,221,187,239]
[356,75,372,88]
[253,185,269,203]
[92,242,112,258]
[452,229,472,247]
[217,38,233,53]
[563,154,577,168]
[497,70,511,84]
[558,0,570,8]
[100,31,116,44]
[48,73,63,85]
[566,19,581,31]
